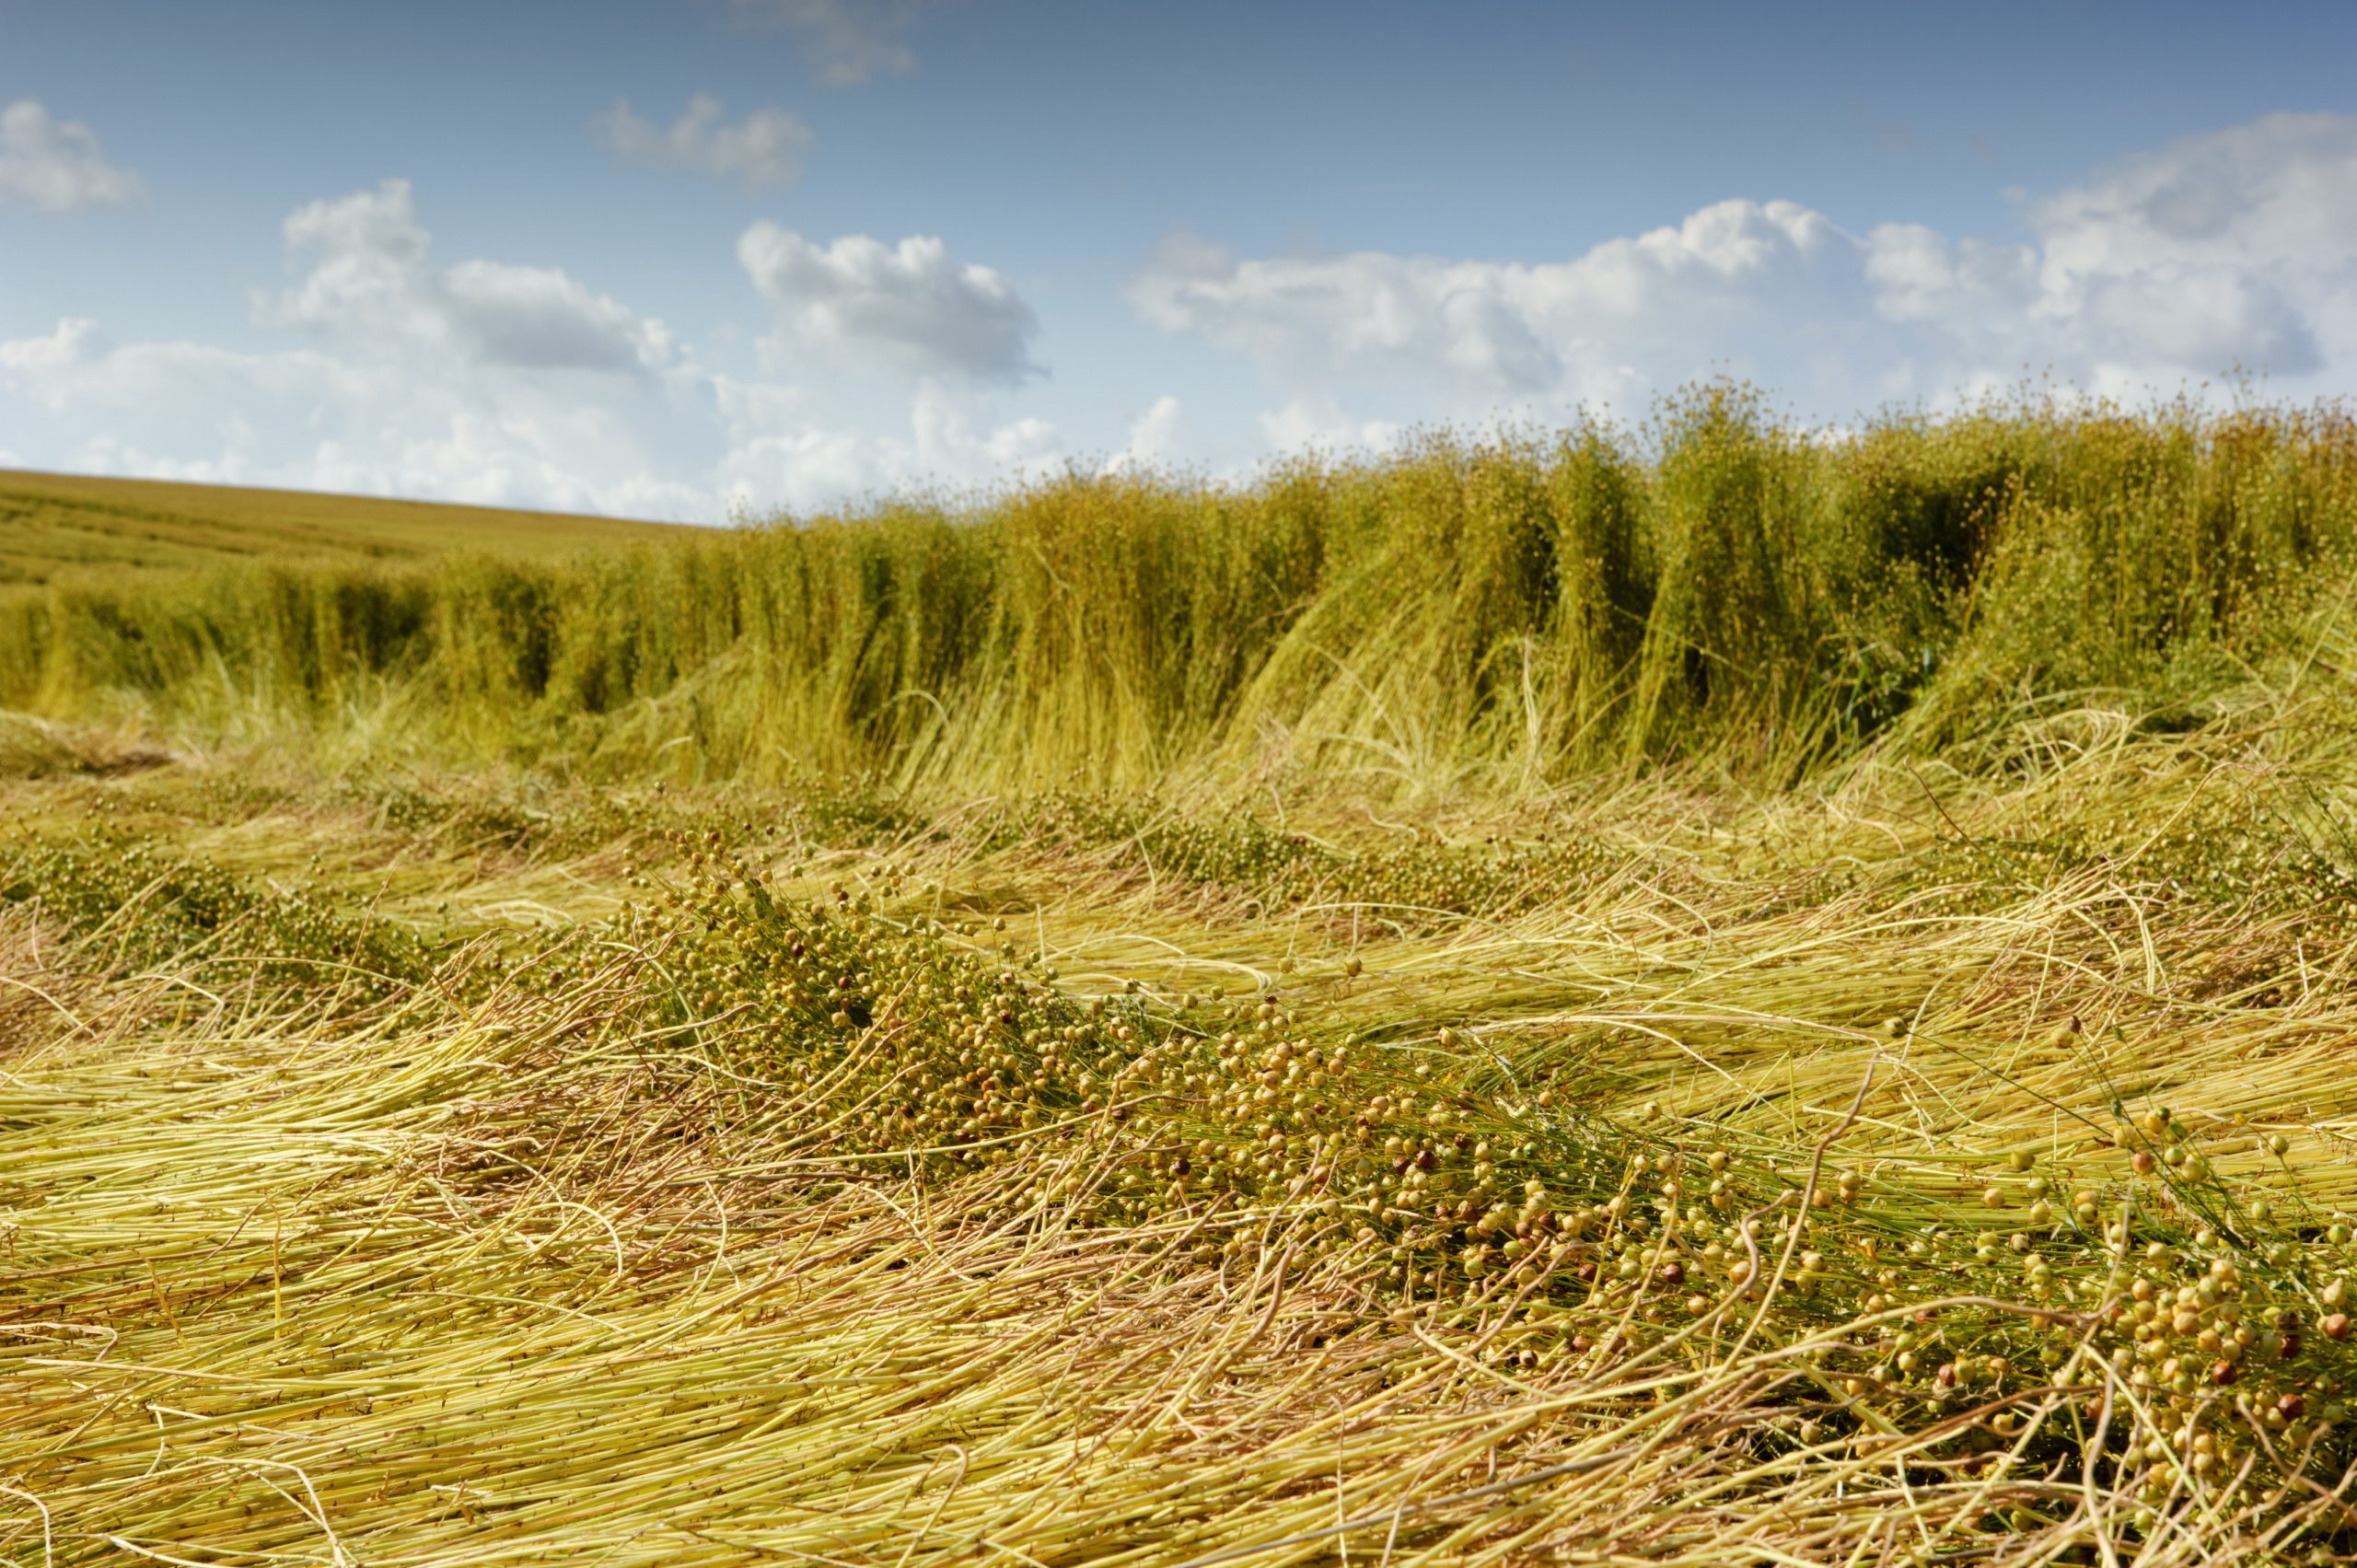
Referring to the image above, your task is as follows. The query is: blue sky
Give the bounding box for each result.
[4,0,2354,520]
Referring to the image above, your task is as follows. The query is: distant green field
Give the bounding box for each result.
[0,468,695,590]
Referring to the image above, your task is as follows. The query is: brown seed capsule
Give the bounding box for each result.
[2326,1314,2352,1342]
[2212,1360,2239,1386]
[2280,1392,2307,1421]
[1659,1261,1685,1285]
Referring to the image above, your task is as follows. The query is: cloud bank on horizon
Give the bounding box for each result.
[1131,114,2357,423]
[3,3,2354,524]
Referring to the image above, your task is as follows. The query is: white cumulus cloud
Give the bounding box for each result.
[598,95,813,188]
[738,224,1040,383]
[0,99,144,213]
[1099,395,1186,474]
[1257,397,1411,460]
[0,317,105,375]
[1132,201,1855,411]
[264,179,681,377]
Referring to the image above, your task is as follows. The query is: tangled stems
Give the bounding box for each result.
[608,849,2357,1550]
[14,722,2357,1562]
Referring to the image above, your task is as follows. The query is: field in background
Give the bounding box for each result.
[10,389,2357,1564]
[0,467,691,593]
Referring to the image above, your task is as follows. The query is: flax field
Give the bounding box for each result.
[10,388,2357,1564]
